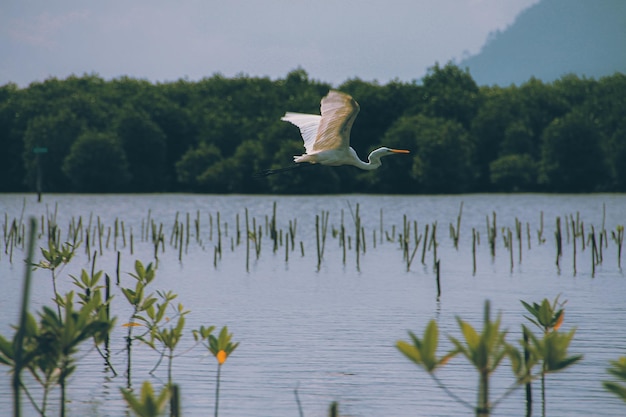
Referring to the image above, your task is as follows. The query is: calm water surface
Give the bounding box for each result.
[1,193,625,417]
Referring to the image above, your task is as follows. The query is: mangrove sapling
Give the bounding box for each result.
[33,239,78,317]
[522,327,582,417]
[33,292,113,417]
[0,310,55,417]
[136,291,190,384]
[603,356,626,403]
[397,301,526,417]
[193,326,239,417]
[521,296,582,417]
[70,268,118,375]
[121,260,158,387]
[121,380,172,417]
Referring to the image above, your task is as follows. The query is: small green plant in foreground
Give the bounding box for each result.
[33,239,77,316]
[0,292,114,417]
[397,300,521,416]
[194,326,239,417]
[138,290,190,384]
[121,260,158,386]
[604,356,626,403]
[520,295,581,417]
[397,299,581,417]
[121,380,172,417]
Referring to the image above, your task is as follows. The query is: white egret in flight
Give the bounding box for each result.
[256,90,410,176]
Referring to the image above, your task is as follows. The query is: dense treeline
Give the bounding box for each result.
[1,64,625,194]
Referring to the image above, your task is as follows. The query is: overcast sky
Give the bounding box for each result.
[1,0,540,87]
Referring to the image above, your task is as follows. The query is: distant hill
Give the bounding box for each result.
[459,0,626,86]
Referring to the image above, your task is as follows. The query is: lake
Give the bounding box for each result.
[1,193,625,417]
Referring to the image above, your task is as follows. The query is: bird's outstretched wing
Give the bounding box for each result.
[312,90,360,152]
[280,112,321,154]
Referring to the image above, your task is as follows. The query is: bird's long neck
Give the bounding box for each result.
[349,147,381,170]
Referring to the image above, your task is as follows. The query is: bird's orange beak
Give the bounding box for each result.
[390,149,410,154]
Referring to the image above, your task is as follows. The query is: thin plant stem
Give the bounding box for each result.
[429,373,474,411]
[215,364,222,417]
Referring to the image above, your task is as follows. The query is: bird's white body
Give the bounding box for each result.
[281,90,409,170]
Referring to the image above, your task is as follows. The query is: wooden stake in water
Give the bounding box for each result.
[105,272,111,350]
[245,208,250,272]
[429,222,438,268]
[537,211,545,244]
[421,223,429,265]
[515,218,522,264]
[487,212,497,258]
[571,217,577,276]
[555,217,562,270]
[97,216,104,255]
[590,225,598,277]
[217,212,222,260]
[450,201,463,249]
[508,228,514,272]
[435,260,441,300]
[116,251,121,285]
[316,214,322,270]
[472,227,477,275]
[271,201,278,253]
[178,221,184,262]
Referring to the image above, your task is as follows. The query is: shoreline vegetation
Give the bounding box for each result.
[0,64,625,195]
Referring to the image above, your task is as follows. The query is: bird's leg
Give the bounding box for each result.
[253,163,314,177]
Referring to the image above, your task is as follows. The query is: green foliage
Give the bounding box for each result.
[521,295,565,333]
[194,325,239,364]
[115,107,168,192]
[489,154,537,192]
[0,292,114,416]
[22,109,86,192]
[385,114,474,193]
[523,327,582,373]
[136,290,190,383]
[397,299,583,416]
[398,301,525,416]
[175,142,223,191]
[604,357,626,403]
[396,320,453,372]
[449,302,515,377]
[62,130,131,192]
[520,296,582,417]
[422,62,480,129]
[540,109,610,192]
[121,381,171,417]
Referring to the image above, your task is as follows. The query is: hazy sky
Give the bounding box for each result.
[1,0,540,87]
